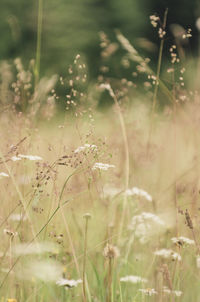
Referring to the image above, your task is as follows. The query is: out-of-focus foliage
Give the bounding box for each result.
[0,0,146,78]
[0,0,199,84]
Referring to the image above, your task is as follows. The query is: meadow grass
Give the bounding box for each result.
[0,12,200,302]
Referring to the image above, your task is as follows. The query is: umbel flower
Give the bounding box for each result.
[120,275,148,284]
[56,278,82,288]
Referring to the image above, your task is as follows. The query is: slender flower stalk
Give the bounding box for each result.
[100,84,129,243]
[34,0,43,87]
[147,9,168,156]
[82,213,91,302]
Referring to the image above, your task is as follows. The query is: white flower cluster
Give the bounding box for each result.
[74,144,97,153]
[171,236,194,246]
[11,154,42,161]
[154,248,181,261]
[0,172,9,178]
[163,286,182,297]
[92,162,115,171]
[120,275,148,284]
[139,288,157,296]
[56,278,82,288]
[125,187,152,202]
[9,213,27,222]
[129,212,165,244]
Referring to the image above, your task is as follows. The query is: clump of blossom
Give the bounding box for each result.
[129,212,165,244]
[171,236,194,246]
[17,154,42,161]
[120,275,148,284]
[92,162,115,171]
[0,172,9,178]
[11,156,22,161]
[9,213,27,222]
[139,288,157,296]
[163,286,182,297]
[154,249,181,261]
[56,278,82,288]
[74,144,97,153]
[125,187,152,202]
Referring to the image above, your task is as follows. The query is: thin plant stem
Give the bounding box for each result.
[82,214,91,302]
[34,0,43,87]
[107,258,113,302]
[101,84,130,243]
[146,8,168,155]
[60,210,81,277]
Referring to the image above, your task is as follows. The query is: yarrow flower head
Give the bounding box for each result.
[9,213,27,222]
[11,156,22,161]
[129,212,165,244]
[74,144,97,153]
[0,172,9,178]
[139,288,157,296]
[154,248,181,261]
[125,187,152,202]
[120,275,148,284]
[17,154,43,161]
[56,278,82,288]
[163,286,182,297]
[92,162,115,171]
[171,236,194,246]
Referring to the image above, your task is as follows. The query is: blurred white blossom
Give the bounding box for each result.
[120,275,148,284]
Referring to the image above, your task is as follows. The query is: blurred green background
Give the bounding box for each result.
[0,0,199,81]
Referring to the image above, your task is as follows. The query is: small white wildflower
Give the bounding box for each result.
[18,154,42,161]
[129,212,165,244]
[0,172,9,178]
[120,275,148,284]
[11,156,22,161]
[125,187,152,202]
[74,144,97,153]
[139,288,157,296]
[92,162,115,171]
[9,213,27,222]
[56,278,82,288]
[154,249,181,261]
[163,287,182,297]
[171,236,194,246]
[173,290,182,297]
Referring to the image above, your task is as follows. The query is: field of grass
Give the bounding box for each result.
[1,11,200,302]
